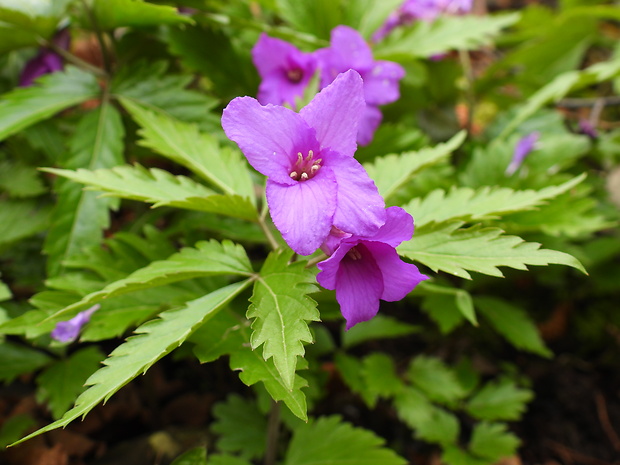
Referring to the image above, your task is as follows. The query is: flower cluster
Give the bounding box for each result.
[223,46,427,328]
[373,0,473,42]
[252,25,404,146]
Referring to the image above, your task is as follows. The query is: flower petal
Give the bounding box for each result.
[334,243,384,329]
[362,61,405,106]
[266,169,337,255]
[299,69,365,158]
[329,25,374,71]
[369,206,414,247]
[327,151,386,237]
[357,105,383,147]
[316,241,354,290]
[367,242,428,301]
[222,97,315,184]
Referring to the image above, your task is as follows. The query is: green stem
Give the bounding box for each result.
[80,0,113,74]
[41,39,107,78]
[458,48,475,137]
[264,400,281,465]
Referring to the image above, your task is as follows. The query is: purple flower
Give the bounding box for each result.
[19,28,70,87]
[51,304,100,343]
[222,70,386,256]
[317,207,428,329]
[373,0,473,42]
[506,132,540,176]
[252,33,318,108]
[578,119,598,139]
[316,26,405,145]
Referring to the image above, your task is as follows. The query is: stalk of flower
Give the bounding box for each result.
[50,304,100,343]
[222,70,386,256]
[20,28,71,87]
[315,26,405,145]
[505,132,540,176]
[252,33,318,108]
[317,207,428,329]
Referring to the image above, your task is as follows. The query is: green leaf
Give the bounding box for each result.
[120,98,255,204]
[36,346,104,419]
[229,335,309,422]
[43,165,257,220]
[0,414,36,449]
[356,0,404,39]
[207,455,252,465]
[375,13,520,59]
[441,447,489,465]
[365,131,465,202]
[44,103,125,276]
[92,0,193,29]
[399,221,586,279]
[0,279,11,302]
[0,67,100,141]
[0,0,72,36]
[284,416,406,465]
[212,394,267,459]
[407,356,467,405]
[394,387,459,446]
[0,199,50,247]
[419,281,477,327]
[466,378,533,421]
[342,315,421,349]
[0,23,38,53]
[48,240,253,321]
[110,61,218,125]
[0,340,51,382]
[360,353,403,407]
[0,161,47,198]
[13,280,251,446]
[499,55,620,139]
[469,422,520,461]
[404,174,586,228]
[170,447,207,465]
[475,297,552,357]
[248,251,320,391]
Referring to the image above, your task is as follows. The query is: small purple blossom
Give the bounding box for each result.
[373,0,473,42]
[316,26,405,145]
[578,119,598,139]
[222,70,386,255]
[20,28,70,87]
[50,304,100,343]
[317,207,428,329]
[252,33,318,108]
[506,132,540,176]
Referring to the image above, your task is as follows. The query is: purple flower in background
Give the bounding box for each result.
[506,132,540,176]
[373,0,473,42]
[317,207,427,329]
[316,26,405,145]
[51,304,100,343]
[252,33,318,107]
[578,119,598,139]
[20,28,70,87]
[222,70,386,256]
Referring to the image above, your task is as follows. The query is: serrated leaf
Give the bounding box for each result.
[48,240,253,321]
[407,356,466,405]
[0,340,51,382]
[361,353,403,407]
[404,174,586,228]
[44,102,125,276]
[13,280,251,446]
[44,165,257,220]
[92,0,192,29]
[419,281,477,327]
[394,387,459,446]
[421,294,466,334]
[212,394,267,459]
[469,422,520,461]
[248,251,320,391]
[36,346,104,419]
[284,416,406,465]
[170,447,207,465]
[475,297,551,357]
[0,67,100,141]
[375,13,519,59]
[365,131,465,202]
[466,379,533,421]
[399,221,586,279]
[120,98,255,203]
[342,315,421,349]
[110,61,218,125]
[499,55,620,139]
[0,199,51,246]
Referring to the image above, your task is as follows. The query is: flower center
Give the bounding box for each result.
[286,68,303,83]
[346,246,362,261]
[289,150,322,181]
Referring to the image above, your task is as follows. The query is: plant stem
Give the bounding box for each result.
[41,40,107,78]
[264,400,281,465]
[458,48,475,136]
[258,214,280,251]
[80,0,113,74]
